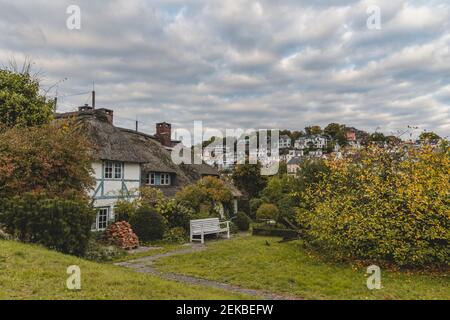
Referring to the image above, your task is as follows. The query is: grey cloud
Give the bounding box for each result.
[0,0,449,138]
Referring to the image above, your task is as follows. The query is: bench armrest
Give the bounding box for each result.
[220,221,230,227]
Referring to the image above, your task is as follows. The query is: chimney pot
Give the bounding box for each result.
[155,122,172,147]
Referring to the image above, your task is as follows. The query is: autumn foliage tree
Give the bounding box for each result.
[176,176,233,217]
[297,143,450,267]
[0,120,95,198]
[0,121,95,255]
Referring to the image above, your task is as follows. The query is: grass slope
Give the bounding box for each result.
[0,240,251,300]
[155,236,450,300]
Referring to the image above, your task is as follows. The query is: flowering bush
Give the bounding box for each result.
[297,143,450,267]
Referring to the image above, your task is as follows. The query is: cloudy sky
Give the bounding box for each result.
[1,0,449,138]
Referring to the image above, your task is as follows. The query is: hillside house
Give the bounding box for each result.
[287,157,303,175]
[279,135,292,148]
[294,135,328,150]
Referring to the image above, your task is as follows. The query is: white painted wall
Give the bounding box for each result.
[90,161,141,229]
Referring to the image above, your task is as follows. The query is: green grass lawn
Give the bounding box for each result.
[155,236,450,300]
[110,243,185,263]
[0,240,252,300]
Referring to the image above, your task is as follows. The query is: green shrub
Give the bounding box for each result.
[129,206,166,242]
[158,200,195,231]
[163,227,187,244]
[229,221,239,234]
[234,211,251,231]
[84,239,126,262]
[175,176,233,215]
[256,203,280,222]
[114,199,138,222]
[0,192,95,256]
[249,198,264,217]
[297,144,450,267]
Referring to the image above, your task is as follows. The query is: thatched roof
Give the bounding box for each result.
[223,180,243,198]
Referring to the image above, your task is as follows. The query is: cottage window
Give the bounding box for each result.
[161,173,171,185]
[104,162,113,179]
[114,162,122,179]
[92,208,109,231]
[146,172,171,186]
[104,161,122,179]
[147,173,156,185]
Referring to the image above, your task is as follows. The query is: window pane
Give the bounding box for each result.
[149,173,155,185]
[98,208,108,230]
[104,162,113,179]
[114,162,122,179]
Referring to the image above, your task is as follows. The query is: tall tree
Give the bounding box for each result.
[305,125,322,135]
[324,123,347,146]
[232,163,267,199]
[0,120,94,198]
[369,132,387,143]
[291,130,305,140]
[419,131,441,142]
[0,66,54,127]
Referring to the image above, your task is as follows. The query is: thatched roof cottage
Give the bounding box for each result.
[56,106,241,230]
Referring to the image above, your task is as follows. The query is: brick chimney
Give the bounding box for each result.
[155,122,172,147]
[97,108,114,125]
[77,105,113,125]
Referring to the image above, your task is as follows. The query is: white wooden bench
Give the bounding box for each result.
[190,218,230,244]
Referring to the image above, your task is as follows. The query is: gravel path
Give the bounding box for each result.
[114,243,301,300]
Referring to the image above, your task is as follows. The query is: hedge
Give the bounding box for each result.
[0,192,95,256]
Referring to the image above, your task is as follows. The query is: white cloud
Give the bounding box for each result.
[0,0,449,137]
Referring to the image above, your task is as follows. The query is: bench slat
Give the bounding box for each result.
[190,218,230,243]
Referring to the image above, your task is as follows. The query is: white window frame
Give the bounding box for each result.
[147,172,156,185]
[93,207,109,231]
[114,162,122,179]
[104,161,113,179]
[104,161,122,179]
[160,173,171,186]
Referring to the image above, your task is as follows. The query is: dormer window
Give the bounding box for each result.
[146,172,171,186]
[161,173,171,185]
[104,161,122,179]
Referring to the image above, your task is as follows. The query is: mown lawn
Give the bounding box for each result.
[0,240,252,300]
[110,243,185,263]
[155,236,450,300]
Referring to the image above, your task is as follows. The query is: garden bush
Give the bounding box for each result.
[256,203,280,222]
[229,221,239,234]
[129,206,166,242]
[84,239,126,262]
[114,199,138,222]
[234,211,252,231]
[249,198,264,218]
[157,200,195,231]
[0,192,95,256]
[163,227,187,243]
[297,144,450,267]
[175,176,233,216]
